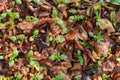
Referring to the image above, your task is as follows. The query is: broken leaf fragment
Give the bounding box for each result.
[98,19,115,32]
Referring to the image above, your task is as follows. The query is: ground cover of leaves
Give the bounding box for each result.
[0,0,120,80]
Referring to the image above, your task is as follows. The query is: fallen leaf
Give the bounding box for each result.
[98,19,115,32]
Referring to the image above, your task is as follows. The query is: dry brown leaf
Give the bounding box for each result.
[70,63,82,71]
[98,19,115,32]
[66,30,78,41]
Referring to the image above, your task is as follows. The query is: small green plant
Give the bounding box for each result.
[52,10,64,27]
[77,50,84,65]
[52,73,66,80]
[25,16,38,22]
[79,41,90,48]
[47,36,65,44]
[58,0,70,4]
[27,50,34,60]
[27,50,40,71]
[29,60,40,71]
[69,15,84,21]
[75,75,81,80]
[52,10,69,34]
[30,74,43,80]
[9,50,19,67]
[106,0,120,5]
[15,0,22,4]
[68,8,78,14]
[0,13,7,21]
[28,0,40,4]
[0,56,4,60]
[14,74,23,80]
[88,32,102,42]
[0,9,20,29]
[29,30,39,41]
[102,73,107,80]
[10,34,25,44]
[49,52,67,61]
[55,36,65,44]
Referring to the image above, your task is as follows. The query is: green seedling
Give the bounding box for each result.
[9,50,19,67]
[14,74,23,80]
[52,73,66,80]
[79,41,90,48]
[10,34,25,43]
[0,9,20,29]
[15,0,22,4]
[88,32,103,42]
[58,0,70,4]
[102,73,107,80]
[0,56,4,60]
[49,52,67,62]
[77,50,84,65]
[25,16,38,22]
[52,10,69,34]
[27,50,34,60]
[30,74,43,80]
[29,60,40,71]
[47,35,65,44]
[69,15,84,21]
[55,36,65,44]
[29,30,39,41]
[75,75,81,80]
[28,0,40,4]
[27,50,40,71]
[68,8,78,14]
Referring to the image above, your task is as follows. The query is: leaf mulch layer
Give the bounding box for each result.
[0,0,120,80]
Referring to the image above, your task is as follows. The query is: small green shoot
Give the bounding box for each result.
[75,75,81,80]
[69,15,84,21]
[29,30,39,42]
[10,34,25,43]
[15,0,22,4]
[77,50,84,65]
[0,56,4,60]
[52,73,66,80]
[27,50,34,60]
[52,10,65,27]
[58,0,70,4]
[29,60,40,71]
[10,36,17,42]
[14,74,23,80]
[55,36,65,44]
[28,0,40,4]
[88,32,102,42]
[102,73,107,80]
[49,52,67,61]
[9,50,19,67]
[26,16,38,22]
[30,74,43,80]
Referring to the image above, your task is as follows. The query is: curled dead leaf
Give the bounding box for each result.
[0,0,8,12]
[76,24,88,41]
[70,63,82,71]
[66,30,78,41]
[74,40,84,50]
[16,20,36,33]
[37,17,54,26]
[98,19,115,32]
[102,60,115,72]
[94,40,110,57]
[61,61,72,68]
